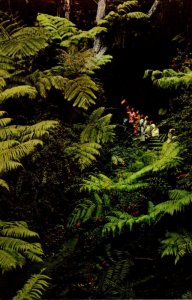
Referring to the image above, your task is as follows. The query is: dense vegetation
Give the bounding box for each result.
[0,0,191,299]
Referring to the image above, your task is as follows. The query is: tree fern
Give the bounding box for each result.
[64,76,98,110]
[80,107,116,143]
[12,269,50,300]
[160,232,192,264]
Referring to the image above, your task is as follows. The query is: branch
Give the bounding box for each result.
[148,0,161,18]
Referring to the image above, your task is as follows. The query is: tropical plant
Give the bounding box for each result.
[0,220,43,273]
[160,231,192,264]
[12,269,50,300]
[144,67,192,89]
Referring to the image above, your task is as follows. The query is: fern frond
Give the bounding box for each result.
[0,85,37,103]
[0,178,9,190]
[37,13,77,42]
[84,53,112,74]
[13,269,50,300]
[117,1,139,14]
[0,237,43,259]
[64,76,98,110]
[68,193,110,226]
[0,249,25,272]
[0,221,39,239]
[65,142,101,170]
[0,139,43,163]
[80,107,116,143]
[160,232,192,264]
[0,27,48,59]
[126,11,149,20]
[144,68,192,89]
[81,173,113,192]
[0,117,12,127]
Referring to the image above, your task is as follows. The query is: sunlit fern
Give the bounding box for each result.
[12,268,50,300]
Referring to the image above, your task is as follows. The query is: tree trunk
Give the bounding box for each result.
[57,0,70,19]
[93,0,107,54]
[64,0,70,19]
[148,0,160,18]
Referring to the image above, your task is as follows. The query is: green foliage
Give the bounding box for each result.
[80,107,116,143]
[36,13,78,42]
[65,142,101,170]
[144,68,192,89]
[160,232,192,264]
[0,110,58,186]
[12,268,50,300]
[0,85,38,103]
[126,11,149,20]
[0,221,43,272]
[97,245,134,298]
[0,23,48,59]
[68,193,110,226]
[117,1,139,14]
[64,76,98,110]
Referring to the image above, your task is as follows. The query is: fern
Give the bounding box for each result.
[81,173,113,192]
[144,68,192,89]
[160,232,192,264]
[80,107,116,143]
[12,269,50,300]
[28,70,67,98]
[98,245,133,297]
[126,11,149,20]
[64,76,98,110]
[0,85,38,103]
[0,26,48,59]
[68,193,110,226]
[117,1,139,14]
[37,13,77,42]
[0,221,43,272]
[65,142,101,170]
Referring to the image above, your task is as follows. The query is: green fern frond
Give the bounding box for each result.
[0,237,43,259]
[160,232,192,264]
[149,190,192,219]
[0,249,25,272]
[126,11,149,20]
[103,210,135,236]
[37,13,77,42]
[0,27,48,59]
[68,193,110,226]
[12,269,50,300]
[64,76,98,110]
[0,221,44,272]
[81,173,113,192]
[0,221,39,239]
[0,85,37,103]
[0,117,12,127]
[0,140,20,151]
[144,68,192,89]
[65,142,101,170]
[80,107,116,143]
[117,1,139,14]
[81,52,112,75]
[0,178,9,190]
[0,139,43,163]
